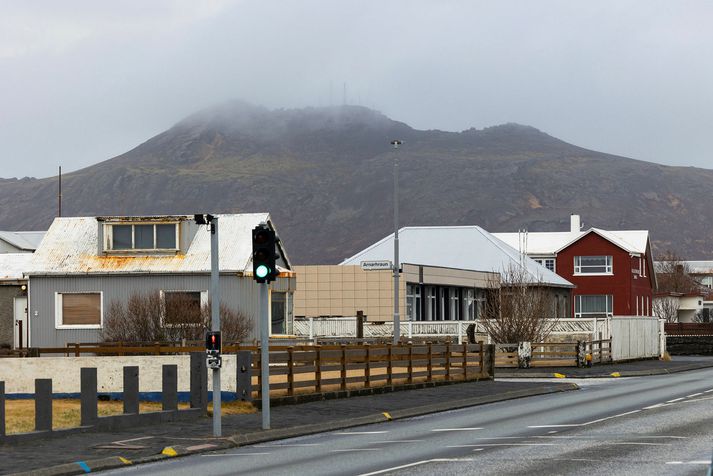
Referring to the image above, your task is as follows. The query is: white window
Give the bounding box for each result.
[55,292,103,329]
[161,290,207,326]
[574,256,613,275]
[574,295,613,318]
[105,223,178,251]
[533,257,556,272]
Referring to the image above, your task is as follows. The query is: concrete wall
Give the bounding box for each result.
[0,355,238,394]
[0,285,23,348]
[28,274,296,347]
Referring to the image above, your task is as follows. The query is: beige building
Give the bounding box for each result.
[293,263,497,322]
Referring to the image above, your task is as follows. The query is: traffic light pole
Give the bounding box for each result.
[210,217,221,437]
[260,282,270,429]
[391,140,402,344]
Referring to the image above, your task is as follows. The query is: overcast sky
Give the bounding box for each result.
[1,1,712,179]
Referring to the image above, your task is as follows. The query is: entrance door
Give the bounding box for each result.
[13,296,28,349]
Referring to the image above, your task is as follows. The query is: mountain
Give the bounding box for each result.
[1,101,712,264]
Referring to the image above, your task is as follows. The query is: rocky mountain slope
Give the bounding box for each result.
[1,101,711,263]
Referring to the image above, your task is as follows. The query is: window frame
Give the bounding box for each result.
[574,294,613,318]
[55,292,103,329]
[533,257,556,273]
[104,222,179,252]
[573,255,613,275]
[160,290,208,327]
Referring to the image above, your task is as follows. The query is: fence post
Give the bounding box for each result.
[408,320,413,339]
[0,381,5,437]
[364,343,371,388]
[356,311,365,339]
[287,347,295,396]
[485,344,495,378]
[190,352,208,413]
[445,342,451,381]
[518,342,532,369]
[340,344,347,391]
[387,344,393,386]
[80,368,98,426]
[462,342,468,379]
[123,366,139,414]
[162,365,178,411]
[427,343,433,382]
[407,343,413,384]
[35,379,52,432]
[236,350,253,402]
[315,346,322,394]
[457,322,463,345]
[74,343,80,357]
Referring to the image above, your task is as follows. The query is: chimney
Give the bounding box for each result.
[570,214,581,233]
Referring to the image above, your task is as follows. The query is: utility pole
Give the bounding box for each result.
[210,216,221,437]
[390,140,403,344]
[260,282,270,429]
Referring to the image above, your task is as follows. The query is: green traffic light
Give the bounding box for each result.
[255,264,270,279]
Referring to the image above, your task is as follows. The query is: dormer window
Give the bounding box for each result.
[105,222,178,251]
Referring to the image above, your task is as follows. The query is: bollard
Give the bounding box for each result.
[162,365,178,411]
[190,352,208,412]
[123,366,139,414]
[237,350,253,402]
[80,368,98,426]
[35,379,52,432]
[0,381,5,437]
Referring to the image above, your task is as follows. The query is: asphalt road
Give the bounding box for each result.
[101,368,713,476]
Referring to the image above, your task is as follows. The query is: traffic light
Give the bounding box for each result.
[252,224,278,283]
[206,331,222,355]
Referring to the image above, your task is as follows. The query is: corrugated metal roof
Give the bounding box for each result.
[493,228,650,255]
[0,231,46,251]
[340,226,573,288]
[0,253,32,281]
[27,214,282,275]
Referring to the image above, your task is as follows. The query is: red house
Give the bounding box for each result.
[494,215,657,318]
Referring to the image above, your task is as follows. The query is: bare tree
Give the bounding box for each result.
[652,294,681,323]
[479,264,558,343]
[102,291,253,343]
[656,250,699,294]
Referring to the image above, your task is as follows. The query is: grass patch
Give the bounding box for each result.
[4,399,254,434]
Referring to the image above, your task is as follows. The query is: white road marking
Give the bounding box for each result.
[610,442,670,446]
[666,461,711,465]
[357,458,474,476]
[331,448,381,452]
[686,393,703,398]
[431,428,484,432]
[529,409,642,428]
[643,403,665,410]
[370,440,423,444]
[704,389,713,393]
[548,430,558,434]
[448,443,556,447]
[334,431,389,435]
[201,453,270,457]
[666,397,685,403]
[254,443,322,448]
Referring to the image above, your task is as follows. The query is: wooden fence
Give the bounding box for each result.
[665,323,713,336]
[250,343,487,397]
[494,340,612,368]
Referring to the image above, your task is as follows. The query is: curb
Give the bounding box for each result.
[8,382,578,476]
[496,361,713,379]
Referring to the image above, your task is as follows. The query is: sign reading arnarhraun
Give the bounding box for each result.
[360,260,393,271]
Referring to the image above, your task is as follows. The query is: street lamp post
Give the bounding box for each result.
[390,139,403,344]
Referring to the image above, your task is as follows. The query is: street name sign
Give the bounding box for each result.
[360,260,393,271]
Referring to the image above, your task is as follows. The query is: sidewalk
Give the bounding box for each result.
[2,380,576,476]
[497,355,713,378]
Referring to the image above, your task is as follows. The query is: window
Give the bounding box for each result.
[574,256,612,274]
[56,292,102,328]
[163,291,205,325]
[574,295,613,318]
[406,284,422,321]
[533,258,556,272]
[271,291,287,334]
[106,223,178,251]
